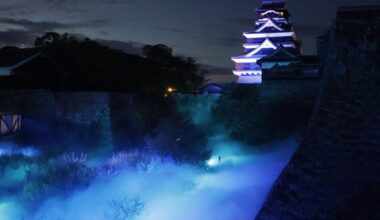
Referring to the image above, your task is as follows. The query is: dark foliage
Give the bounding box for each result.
[142,44,204,93]
[0,33,205,94]
[24,160,96,200]
[213,85,314,147]
[0,154,95,201]
[150,113,210,164]
[109,93,177,150]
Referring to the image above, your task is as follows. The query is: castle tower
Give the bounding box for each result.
[232,0,301,84]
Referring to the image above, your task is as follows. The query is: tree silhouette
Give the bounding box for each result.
[5,33,205,94]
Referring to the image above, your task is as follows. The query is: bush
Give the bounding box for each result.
[101,150,155,175]
[213,85,314,147]
[106,194,144,220]
[23,153,97,200]
[150,114,210,164]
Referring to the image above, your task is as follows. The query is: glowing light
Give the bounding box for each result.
[18,147,39,157]
[167,87,176,93]
[231,0,299,84]
[243,31,295,39]
[261,10,281,16]
[206,157,219,167]
[164,87,177,97]
[237,75,262,84]
[233,70,262,76]
[231,57,260,63]
[243,43,296,49]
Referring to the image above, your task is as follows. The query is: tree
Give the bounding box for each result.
[143,44,173,62]
[213,85,314,147]
[29,33,205,93]
[34,32,62,47]
[150,114,210,163]
[142,44,204,93]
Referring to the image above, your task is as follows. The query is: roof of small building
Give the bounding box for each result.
[0,47,40,67]
[199,83,224,90]
[198,83,224,94]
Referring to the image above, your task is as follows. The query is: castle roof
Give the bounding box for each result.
[257,46,298,64]
[232,38,278,63]
[243,31,296,39]
[256,18,284,32]
[261,0,286,9]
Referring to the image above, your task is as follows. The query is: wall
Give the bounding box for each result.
[255,15,380,219]
[0,90,133,151]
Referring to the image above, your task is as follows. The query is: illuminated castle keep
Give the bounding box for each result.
[232,0,301,84]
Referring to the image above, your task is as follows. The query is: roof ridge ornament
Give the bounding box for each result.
[262,0,286,6]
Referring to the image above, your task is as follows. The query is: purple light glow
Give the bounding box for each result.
[231,0,300,84]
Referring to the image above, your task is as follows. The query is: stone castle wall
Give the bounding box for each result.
[255,16,380,219]
[0,90,134,150]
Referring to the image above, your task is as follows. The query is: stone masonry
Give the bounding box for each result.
[256,13,380,220]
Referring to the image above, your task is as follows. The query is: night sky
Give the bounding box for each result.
[0,0,379,81]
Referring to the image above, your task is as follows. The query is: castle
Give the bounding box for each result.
[232,0,302,83]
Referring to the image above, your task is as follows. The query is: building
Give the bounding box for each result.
[232,0,301,84]
[198,83,224,95]
[0,113,22,137]
[258,47,323,80]
[0,46,66,90]
[0,47,41,76]
[255,5,380,220]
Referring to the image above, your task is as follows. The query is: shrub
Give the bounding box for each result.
[105,194,144,220]
[101,150,154,175]
[213,85,314,147]
[23,153,97,200]
[150,114,210,164]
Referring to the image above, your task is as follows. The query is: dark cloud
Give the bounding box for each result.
[0,6,24,12]
[0,18,69,32]
[0,18,108,32]
[0,0,379,70]
[227,17,254,26]
[202,65,235,83]
[0,5,35,16]
[208,35,242,47]
[96,39,145,55]
[0,17,109,48]
[0,29,36,47]
[43,0,127,4]
[202,64,231,76]
[157,26,185,33]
